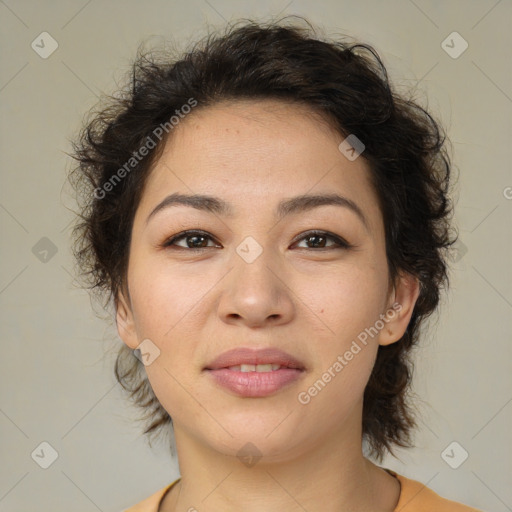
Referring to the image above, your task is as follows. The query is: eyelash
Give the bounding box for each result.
[161,229,352,251]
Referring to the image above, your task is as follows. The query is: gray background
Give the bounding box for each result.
[1,0,511,510]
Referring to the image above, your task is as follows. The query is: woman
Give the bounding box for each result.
[69,16,482,512]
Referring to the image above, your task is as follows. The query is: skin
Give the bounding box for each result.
[116,99,420,511]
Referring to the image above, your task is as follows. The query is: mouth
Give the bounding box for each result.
[203,347,306,397]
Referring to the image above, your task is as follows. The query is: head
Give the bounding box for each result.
[69,17,455,462]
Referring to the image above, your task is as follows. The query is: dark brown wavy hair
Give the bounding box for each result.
[68,16,457,461]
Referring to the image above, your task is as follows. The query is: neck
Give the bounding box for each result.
[161,414,400,512]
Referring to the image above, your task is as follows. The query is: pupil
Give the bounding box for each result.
[189,235,207,248]
[308,235,325,248]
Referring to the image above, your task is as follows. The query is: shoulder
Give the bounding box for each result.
[390,470,483,511]
[122,478,180,512]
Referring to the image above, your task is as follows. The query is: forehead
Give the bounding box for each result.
[137,99,382,231]
[165,98,341,163]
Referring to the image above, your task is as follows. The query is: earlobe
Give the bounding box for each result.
[115,290,139,350]
[378,272,420,347]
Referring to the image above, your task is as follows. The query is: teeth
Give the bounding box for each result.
[228,364,282,372]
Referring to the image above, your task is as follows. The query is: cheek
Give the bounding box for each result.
[127,267,205,421]
[128,258,211,340]
[296,268,383,424]
[127,260,210,398]
[301,345,377,437]
[301,262,389,342]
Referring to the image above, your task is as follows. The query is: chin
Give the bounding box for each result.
[202,423,311,464]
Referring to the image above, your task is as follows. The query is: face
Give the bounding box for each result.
[116,99,419,463]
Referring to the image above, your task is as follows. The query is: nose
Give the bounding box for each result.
[217,244,295,329]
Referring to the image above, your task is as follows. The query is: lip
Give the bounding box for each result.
[204,347,305,371]
[203,347,306,398]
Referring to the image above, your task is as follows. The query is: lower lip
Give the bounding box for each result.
[205,368,304,397]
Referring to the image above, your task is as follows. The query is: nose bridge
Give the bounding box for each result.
[232,234,280,303]
[217,234,294,326]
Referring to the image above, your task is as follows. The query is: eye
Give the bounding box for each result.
[162,230,220,249]
[292,230,352,250]
[161,229,352,251]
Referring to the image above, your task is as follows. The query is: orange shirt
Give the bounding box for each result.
[124,470,482,511]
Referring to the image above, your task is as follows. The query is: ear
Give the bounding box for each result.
[378,271,421,347]
[115,288,139,350]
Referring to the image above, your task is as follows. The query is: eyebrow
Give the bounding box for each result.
[145,192,370,232]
